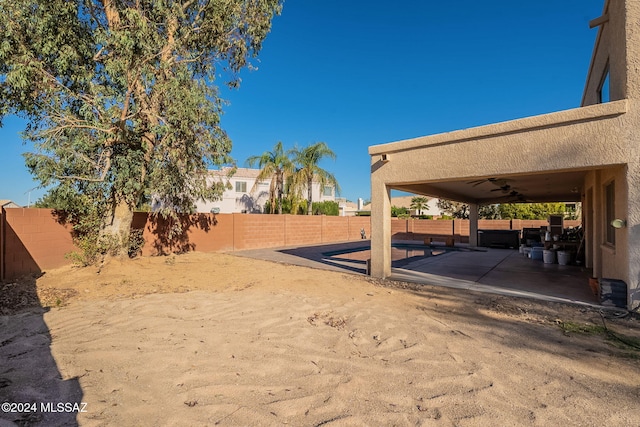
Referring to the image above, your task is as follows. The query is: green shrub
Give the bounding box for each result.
[66,229,145,266]
[391,205,410,218]
[312,201,339,216]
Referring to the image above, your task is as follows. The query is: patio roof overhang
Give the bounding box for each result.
[386,169,587,205]
[369,100,628,205]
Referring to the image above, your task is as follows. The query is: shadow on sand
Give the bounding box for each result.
[0,274,83,426]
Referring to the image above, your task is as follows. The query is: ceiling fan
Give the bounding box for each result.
[466,177,512,187]
[497,191,531,203]
[489,184,527,194]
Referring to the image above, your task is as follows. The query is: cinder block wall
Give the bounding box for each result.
[479,219,511,230]
[1,208,75,280]
[0,209,582,280]
[347,217,371,240]
[392,218,454,241]
[131,214,374,254]
[234,214,286,250]
[322,216,350,242]
[284,215,322,246]
[391,218,582,243]
[137,212,236,255]
[414,219,455,238]
[137,213,373,254]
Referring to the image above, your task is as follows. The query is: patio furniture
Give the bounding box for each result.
[478,229,520,249]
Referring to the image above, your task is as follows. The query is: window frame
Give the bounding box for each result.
[235,181,247,193]
[598,61,610,104]
[323,186,333,197]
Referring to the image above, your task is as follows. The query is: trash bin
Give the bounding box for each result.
[530,247,544,260]
[543,250,556,264]
[557,251,572,265]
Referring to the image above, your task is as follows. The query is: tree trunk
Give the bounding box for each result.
[101,197,135,257]
[307,176,313,215]
[277,172,283,215]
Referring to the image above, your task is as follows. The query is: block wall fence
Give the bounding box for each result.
[391,218,581,243]
[0,208,372,281]
[0,208,76,281]
[0,208,580,281]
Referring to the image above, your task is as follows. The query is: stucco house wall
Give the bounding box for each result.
[0,200,21,209]
[191,168,337,214]
[368,0,640,308]
[195,168,271,214]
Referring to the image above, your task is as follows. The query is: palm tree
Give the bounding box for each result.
[290,142,340,215]
[246,141,294,214]
[410,196,430,216]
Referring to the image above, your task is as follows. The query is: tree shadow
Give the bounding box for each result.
[401,283,640,360]
[143,212,218,255]
[276,241,372,274]
[276,241,448,275]
[2,218,41,279]
[392,231,456,244]
[0,274,83,426]
[238,193,265,213]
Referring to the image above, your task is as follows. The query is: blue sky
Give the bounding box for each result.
[0,0,604,206]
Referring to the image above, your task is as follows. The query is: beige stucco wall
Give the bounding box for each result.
[583,166,629,282]
[619,0,640,307]
[370,102,627,187]
[603,0,640,307]
[369,0,640,308]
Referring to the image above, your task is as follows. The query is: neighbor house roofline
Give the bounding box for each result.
[0,200,20,208]
[208,167,264,179]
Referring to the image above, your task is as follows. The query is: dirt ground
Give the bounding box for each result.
[1,251,640,426]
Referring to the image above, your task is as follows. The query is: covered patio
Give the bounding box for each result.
[368,0,640,309]
[368,100,627,279]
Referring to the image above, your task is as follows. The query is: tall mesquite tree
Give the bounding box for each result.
[0,0,282,255]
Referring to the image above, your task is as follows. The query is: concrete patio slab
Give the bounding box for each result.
[395,248,597,306]
[232,241,600,307]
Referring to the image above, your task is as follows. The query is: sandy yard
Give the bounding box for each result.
[1,251,640,426]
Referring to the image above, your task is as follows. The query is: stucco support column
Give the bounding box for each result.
[626,163,640,309]
[370,184,391,278]
[593,170,603,279]
[469,203,479,247]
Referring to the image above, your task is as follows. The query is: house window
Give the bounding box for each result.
[598,62,610,103]
[323,186,333,197]
[235,181,247,193]
[605,180,615,246]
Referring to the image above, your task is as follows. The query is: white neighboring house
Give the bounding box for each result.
[362,196,441,217]
[336,198,358,216]
[0,200,21,209]
[336,197,376,216]
[194,167,337,214]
